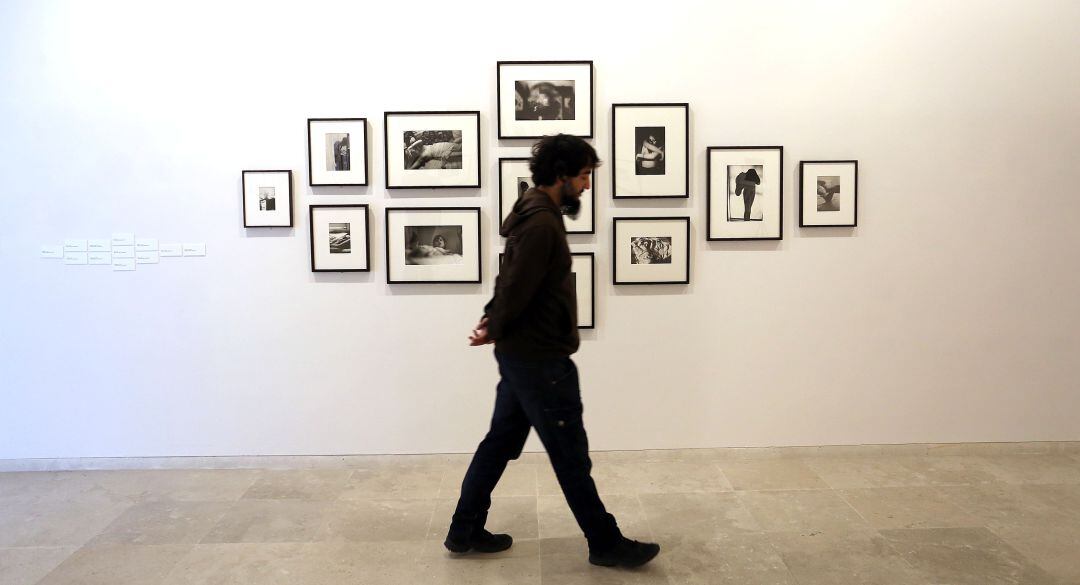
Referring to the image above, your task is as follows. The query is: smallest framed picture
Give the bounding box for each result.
[309,204,370,272]
[800,160,858,227]
[307,118,368,187]
[242,170,293,228]
[612,216,690,285]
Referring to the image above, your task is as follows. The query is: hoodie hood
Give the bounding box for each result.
[500,188,562,237]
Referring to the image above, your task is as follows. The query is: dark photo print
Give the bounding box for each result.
[258,186,276,211]
[514,80,576,121]
[634,126,666,175]
[328,222,351,254]
[404,225,464,265]
[630,236,673,264]
[727,165,764,222]
[817,175,841,212]
[516,176,533,199]
[326,133,350,172]
[403,130,463,170]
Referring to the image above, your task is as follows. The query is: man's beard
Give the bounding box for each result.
[560,181,582,219]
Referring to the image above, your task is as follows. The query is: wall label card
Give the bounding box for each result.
[159,243,183,257]
[40,245,63,259]
[64,239,88,253]
[88,252,111,265]
[88,239,111,252]
[111,246,135,259]
[112,258,136,271]
[64,252,88,265]
[135,238,158,252]
[111,233,135,247]
[182,243,206,257]
[136,251,159,264]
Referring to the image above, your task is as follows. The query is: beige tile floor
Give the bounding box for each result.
[1,450,1078,584]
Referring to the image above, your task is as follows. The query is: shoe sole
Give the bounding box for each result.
[444,539,513,554]
[588,546,660,568]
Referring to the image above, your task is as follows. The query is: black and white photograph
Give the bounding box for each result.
[384,112,480,189]
[403,225,464,265]
[611,103,689,198]
[497,61,593,138]
[242,170,293,228]
[385,207,481,283]
[516,176,532,199]
[499,157,595,234]
[800,160,858,227]
[309,204,369,272]
[613,217,690,284]
[307,118,368,187]
[707,146,783,240]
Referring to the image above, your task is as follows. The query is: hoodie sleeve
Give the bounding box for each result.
[483,224,556,341]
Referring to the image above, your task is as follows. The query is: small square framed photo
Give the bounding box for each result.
[706,146,783,240]
[612,217,691,285]
[497,61,594,139]
[307,118,368,187]
[385,207,481,283]
[499,250,595,329]
[800,160,858,227]
[309,204,370,272]
[384,111,481,189]
[242,170,293,228]
[611,103,689,199]
[498,157,595,234]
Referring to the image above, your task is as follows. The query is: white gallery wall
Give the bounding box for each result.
[2,0,1079,460]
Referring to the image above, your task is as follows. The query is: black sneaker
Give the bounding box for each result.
[444,529,514,554]
[588,537,661,568]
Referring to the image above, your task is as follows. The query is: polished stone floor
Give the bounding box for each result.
[1,447,1078,584]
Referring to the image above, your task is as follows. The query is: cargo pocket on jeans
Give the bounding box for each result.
[541,360,588,462]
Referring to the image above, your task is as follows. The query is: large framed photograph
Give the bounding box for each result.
[309,204,370,272]
[611,103,689,199]
[612,217,691,285]
[307,118,368,187]
[385,207,481,283]
[384,111,481,189]
[499,251,595,328]
[498,157,595,234]
[497,61,594,139]
[800,160,858,227]
[242,170,293,228]
[706,146,783,240]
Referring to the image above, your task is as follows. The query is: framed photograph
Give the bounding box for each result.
[309,204,370,272]
[800,160,858,227]
[612,217,690,285]
[498,157,595,234]
[385,207,481,283]
[497,61,594,139]
[706,146,783,240]
[307,118,368,187]
[611,103,689,199]
[242,170,293,228]
[384,111,481,189]
[498,251,595,329]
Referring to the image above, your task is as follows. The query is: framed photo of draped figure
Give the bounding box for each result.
[800,160,858,227]
[611,103,689,199]
[307,118,368,187]
[385,207,481,283]
[384,111,481,189]
[498,157,595,235]
[499,250,595,328]
[706,146,783,240]
[497,61,594,139]
[612,216,690,285]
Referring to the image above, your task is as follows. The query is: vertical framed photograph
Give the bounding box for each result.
[611,103,689,199]
[384,111,481,189]
[498,157,595,234]
[800,160,858,227]
[309,204,370,272]
[307,118,368,187]
[242,170,293,227]
[385,207,481,283]
[497,60,594,139]
[612,217,691,285]
[706,146,783,240]
[498,251,595,329]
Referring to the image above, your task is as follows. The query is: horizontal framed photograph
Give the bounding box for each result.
[309,204,370,272]
[307,118,368,187]
[611,103,689,199]
[242,170,293,228]
[497,60,594,139]
[498,250,595,329]
[385,207,481,283]
[800,160,858,227]
[706,146,783,240]
[498,157,595,235]
[384,111,481,189]
[612,216,691,285]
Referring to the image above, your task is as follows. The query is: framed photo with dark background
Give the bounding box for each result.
[497,61,594,139]
[385,207,481,283]
[307,118,368,187]
[309,204,370,272]
[499,250,595,328]
[242,170,292,228]
[800,160,858,227]
[384,111,481,189]
[706,146,783,240]
[498,157,595,234]
[612,217,690,285]
[611,103,689,199]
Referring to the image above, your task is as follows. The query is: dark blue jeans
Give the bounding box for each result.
[449,351,622,552]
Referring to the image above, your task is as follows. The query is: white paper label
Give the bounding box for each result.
[64,252,88,265]
[135,238,158,252]
[112,258,136,271]
[111,246,135,259]
[88,252,112,265]
[182,243,206,256]
[111,232,135,247]
[64,239,88,253]
[159,243,183,257]
[88,239,111,252]
[41,245,64,259]
[136,251,159,264]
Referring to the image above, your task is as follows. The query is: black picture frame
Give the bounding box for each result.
[307,118,369,187]
[496,60,595,139]
[498,250,595,329]
[705,146,784,241]
[383,111,482,189]
[384,206,482,284]
[309,204,371,272]
[799,160,859,228]
[498,157,596,235]
[612,216,691,285]
[611,103,690,199]
[241,170,293,228]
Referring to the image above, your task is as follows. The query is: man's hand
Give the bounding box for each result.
[468,317,493,346]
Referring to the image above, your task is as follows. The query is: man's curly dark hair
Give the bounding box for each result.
[529,134,601,186]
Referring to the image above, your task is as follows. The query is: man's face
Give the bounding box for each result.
[559,167,592,218]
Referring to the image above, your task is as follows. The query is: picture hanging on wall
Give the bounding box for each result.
[499,251,595,328]
[498,157,595,234]
[706,146,783,240]
[307,118,368,187]
[385,207,481,283]
[611,103,689,199]
[384,111,481,189]
[497,60,594,139]
[309,204,370,272]
[612,216,690,285]
[242,170,293,228]
[800,160,858,227]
